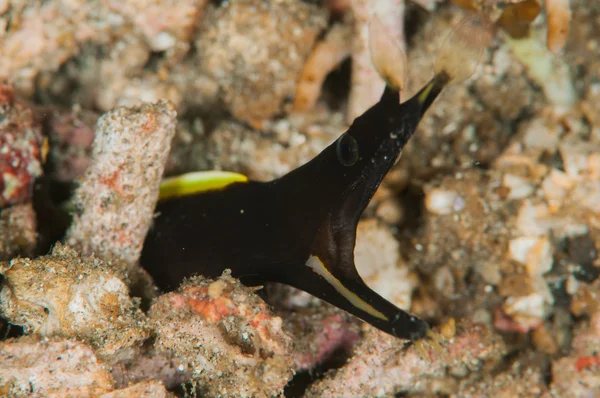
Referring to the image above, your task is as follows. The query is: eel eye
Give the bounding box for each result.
[336,133,359,166]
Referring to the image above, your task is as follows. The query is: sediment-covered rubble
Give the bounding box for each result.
[1,0,599,396]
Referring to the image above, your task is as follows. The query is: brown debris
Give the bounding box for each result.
[570,279,600,318]
[0,336,114,397]
[496,0,542,38]
[149,271,294,397]
[305,321,506,397]
[546,0,571,53]
[66,100,177,275]
[0,244,150,360]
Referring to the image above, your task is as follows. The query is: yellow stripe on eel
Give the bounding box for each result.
[306,255,389,321]
[159,171,248,200]
[417,79,436,106]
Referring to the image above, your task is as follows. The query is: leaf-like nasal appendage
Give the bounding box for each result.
[435,13,494,85]
[369,15,407,94]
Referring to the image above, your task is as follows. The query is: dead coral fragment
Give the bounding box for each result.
[66,100,177,274]
[99,380,168,398]
[0,244,150,359]
[551,312,600,397]
[458,361,549,396]
[196,0,327,123]
[0,0,209,94]
[0,336,114,397]
[150,271,294,398]
[0,84,44,208]
[305,321,506,397]
[111,0,209,52]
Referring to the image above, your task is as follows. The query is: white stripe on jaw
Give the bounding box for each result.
[305,255,388,321]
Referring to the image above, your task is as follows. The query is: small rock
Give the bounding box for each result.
[508,236,553,275]
[425,188,465,215]
[502,174,534,199]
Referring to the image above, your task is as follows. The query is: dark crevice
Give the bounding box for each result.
[284,344,354,397]
[567,234,600,283]
[33,176,73,256]
[320,57,352,112]
[143,51,167,72]
[404,3,430,47]
[0,316,25,341]
[539,149,565,172]
[397,182,426,235]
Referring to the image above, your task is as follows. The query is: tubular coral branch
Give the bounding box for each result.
[66,100,177,272]
[546,0,571,53]
[293,23,353,112]
[348,0,406,122]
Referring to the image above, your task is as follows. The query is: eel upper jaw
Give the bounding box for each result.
[318,75,449,273]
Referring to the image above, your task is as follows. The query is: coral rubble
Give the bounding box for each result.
[0,0,599,396]
[149,271,294,397]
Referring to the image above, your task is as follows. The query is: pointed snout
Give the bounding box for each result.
[407,70,450,116]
